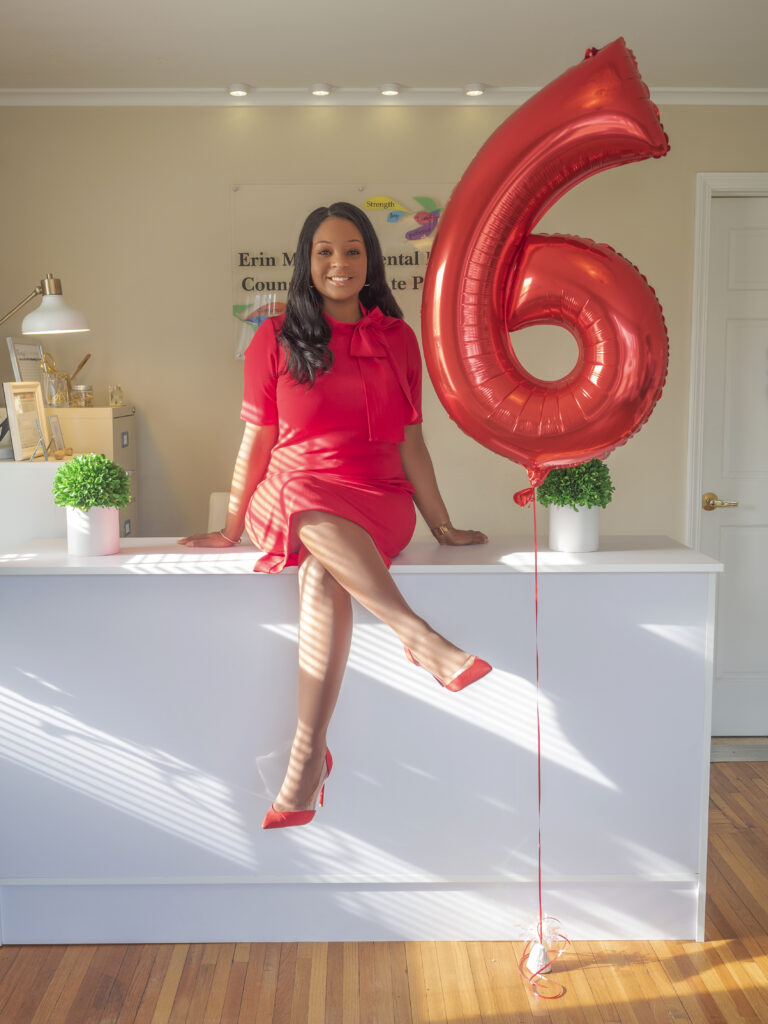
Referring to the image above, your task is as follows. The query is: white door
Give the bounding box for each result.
[698,195,768,734]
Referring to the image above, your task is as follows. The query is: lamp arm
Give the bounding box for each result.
[0,285,44,329]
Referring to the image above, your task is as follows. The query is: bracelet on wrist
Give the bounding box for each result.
[430,522,451,539]
[218,529,241,545]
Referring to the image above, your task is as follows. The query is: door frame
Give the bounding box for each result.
[686,172,768,548]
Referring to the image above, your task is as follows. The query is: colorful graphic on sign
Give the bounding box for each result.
[364,194,443,245]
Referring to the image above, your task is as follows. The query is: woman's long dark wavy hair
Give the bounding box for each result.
[279,202,404,386]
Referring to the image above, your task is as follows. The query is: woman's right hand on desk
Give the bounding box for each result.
[177,531,240,548]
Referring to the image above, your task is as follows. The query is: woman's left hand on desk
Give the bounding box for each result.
[177,531,239,548]
[437,527,488,546]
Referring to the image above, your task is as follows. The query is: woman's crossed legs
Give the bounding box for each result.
[272,511,473,812]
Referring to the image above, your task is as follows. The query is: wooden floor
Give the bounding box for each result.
[1,761,767,1023]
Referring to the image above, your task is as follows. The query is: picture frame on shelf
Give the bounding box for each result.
[48,414,65,452]
[6,337,45,386]
[2,381,51,460]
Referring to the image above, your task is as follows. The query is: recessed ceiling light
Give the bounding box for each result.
[464,83,485,97]
[380,83,401,96]
[228,83,250,97]
[310,83,332,97]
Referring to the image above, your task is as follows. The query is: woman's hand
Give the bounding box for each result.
[434,525,488,546]
[177,531,239,548]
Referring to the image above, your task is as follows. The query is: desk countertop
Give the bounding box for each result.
[0,536,724,576]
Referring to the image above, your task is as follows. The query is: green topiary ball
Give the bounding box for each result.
[536,459,614,511]
[53,453,131,511]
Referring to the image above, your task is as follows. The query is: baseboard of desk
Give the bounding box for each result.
[0,878,702,944]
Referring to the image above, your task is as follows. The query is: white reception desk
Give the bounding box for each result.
[0,537,721,944]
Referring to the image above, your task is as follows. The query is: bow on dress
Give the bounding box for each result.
[349,306,420,443]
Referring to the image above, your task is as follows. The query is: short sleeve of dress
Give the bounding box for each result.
[402,322,423,425]
[241,318,281,425]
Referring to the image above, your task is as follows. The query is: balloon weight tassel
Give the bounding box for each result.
[518,922,570,999]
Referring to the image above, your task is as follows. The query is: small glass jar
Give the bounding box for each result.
[44,372,70,407]
[70,384,94,408]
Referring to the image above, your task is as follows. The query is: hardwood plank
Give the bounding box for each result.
[234,942,265,1022]
[650,940,728,1024]
[64,943,128,1024]
[417,941,447,1024]
[463,942,504,1024]
[30,946,98,1024]
[167,943,205,1024]
[0,945,65,1024]
[325,942,344,1024]
[357,942,376,1024]
[711,834,768,933]
[552,944,610,1024]
[481,942,545,1022]
[388,942,412,1024]
[218,958,247,1024]
[0,947,21,995]
[341,942,359,1024]
[574,943,622,1024]
[288,943,312,1024]
[233,943,251,964]
[587,941,675,1024]
[640,946,697,1023]
[403,942,430,1024]
[238,943,270,1023]
[115,945,163,1024]
[682,939,768,1023]
[271,942,297,1024]
[373,941,394,1024]
[706,859,768,955]
[202,943,235,1024]
[307,942,328,1024]
[0,942,23,1007]
[148,944,189,1024]
[248,942,279,1024]
[133,945,176,1024]
[99,944,144,1024]
[434,941,482,1023]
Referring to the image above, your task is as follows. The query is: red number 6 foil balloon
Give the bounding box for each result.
[421,38,670,500]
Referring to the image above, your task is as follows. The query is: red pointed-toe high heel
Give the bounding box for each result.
[404,647,492,693]
[261,749,333,830]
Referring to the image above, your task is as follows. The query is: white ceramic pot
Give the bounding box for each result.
[548,504,599,553]
[66,506,120,556]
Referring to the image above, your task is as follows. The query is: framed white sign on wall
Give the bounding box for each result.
[230,183,453,359]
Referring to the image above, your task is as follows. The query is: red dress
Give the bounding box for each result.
[240,305,423,573]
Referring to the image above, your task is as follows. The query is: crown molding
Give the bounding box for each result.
[0,86,766,107]
[652,87,768,105]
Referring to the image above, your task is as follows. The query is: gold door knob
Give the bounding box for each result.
[702,492,739,512]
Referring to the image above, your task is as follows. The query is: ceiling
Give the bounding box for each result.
[1,0,766,103]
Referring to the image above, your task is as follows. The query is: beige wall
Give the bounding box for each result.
[1,104,767,541]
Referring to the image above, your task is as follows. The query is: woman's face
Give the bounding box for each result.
[310,217,368,318]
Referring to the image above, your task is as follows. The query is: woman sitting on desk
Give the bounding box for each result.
[179,202,490,829]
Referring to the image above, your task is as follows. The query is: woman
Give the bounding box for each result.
[180,202,490,829]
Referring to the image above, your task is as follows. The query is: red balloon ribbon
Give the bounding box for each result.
[421,38,670,493]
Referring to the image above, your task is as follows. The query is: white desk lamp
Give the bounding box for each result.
[0,274,90,334]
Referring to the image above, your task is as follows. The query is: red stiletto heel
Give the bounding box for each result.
[404,647,492,692]
[261,749,333,830]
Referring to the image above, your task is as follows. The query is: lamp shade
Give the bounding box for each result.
[21,294,89,334]
[19,276,89,334]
